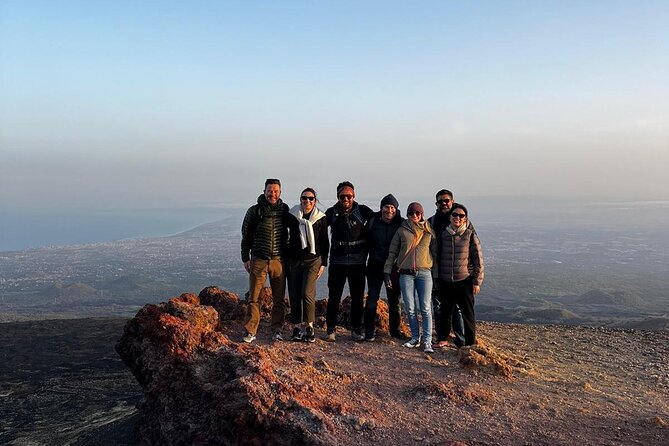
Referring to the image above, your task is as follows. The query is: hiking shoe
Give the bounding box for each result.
[273,331,284,342]
[351,329,365,342]
[424,341,434,354]
[364,331,376,342]
[403,338,421,348]
[303,327,316,343]
[242,332,256,343]
[290,328,303,342]
[323,331,336,342]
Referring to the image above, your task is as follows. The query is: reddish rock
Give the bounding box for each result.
[199,285,241,320]
[116,288,336,445]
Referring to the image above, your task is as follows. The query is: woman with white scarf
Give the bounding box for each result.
[286,188,329,343]
[435,203,484,347]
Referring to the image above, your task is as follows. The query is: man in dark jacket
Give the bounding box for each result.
[324,181,374,342]
[428,189,466,348]
[240,178,290,343]
[364,194,404,341]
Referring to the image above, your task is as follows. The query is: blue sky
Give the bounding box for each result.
[1,0,668,209]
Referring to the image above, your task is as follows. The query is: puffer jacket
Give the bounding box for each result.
[240,195,289,262]
[429,208,476,266]
[366,211,403,268]
[437,226,484,286]
[384,219,436,274]
[326,201,374,265]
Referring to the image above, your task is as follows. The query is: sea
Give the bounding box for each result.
[2,197,668,252]
[0,206,242,252]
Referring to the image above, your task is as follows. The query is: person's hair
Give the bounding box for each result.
[336,181,355,194]
[265,178,281,188]
[301,187,316,197]
[435,189,453,200]
[450,203,468,217]
[300,187,320,204]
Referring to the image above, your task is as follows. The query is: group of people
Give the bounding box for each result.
[239,178,484,353]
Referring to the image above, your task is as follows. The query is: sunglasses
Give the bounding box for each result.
[407,211,422,217]
[300,196,316,201]
[338,194,353,200]
[451,213,466,219]
[437,198,452,205]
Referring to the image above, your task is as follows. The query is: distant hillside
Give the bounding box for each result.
[40,282,100,300]
[514,308,581,323]
[556,288,643,307]
[100,275,172,293]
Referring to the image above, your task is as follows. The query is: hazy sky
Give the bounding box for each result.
[1,0,668,210]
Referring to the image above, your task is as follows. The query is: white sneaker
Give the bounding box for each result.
[403,338,420,348]
[273,331,284,341]
[242,332,256,343]
[424,341,434,354]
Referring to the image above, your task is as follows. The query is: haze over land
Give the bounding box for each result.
[1,197,667,331]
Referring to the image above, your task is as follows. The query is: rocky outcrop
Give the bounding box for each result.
[116,286,392,445]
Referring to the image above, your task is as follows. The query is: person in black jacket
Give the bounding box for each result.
[323,181,374,342]
[286,187,329,343]
[240,178,290,343]
[364,194,404,341]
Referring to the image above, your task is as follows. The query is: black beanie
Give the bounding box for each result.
[380,194,399,210]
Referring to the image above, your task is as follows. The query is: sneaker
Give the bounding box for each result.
[436,340,450,349]
[424,341,434,354]
[273,331,284,342]
[323,331,336,342]
[403,338,421,348]
[351,329,365,342]
[364,331,376,342]
[303,327,316,343]
[242,332,256,343]
[290,328,303,342]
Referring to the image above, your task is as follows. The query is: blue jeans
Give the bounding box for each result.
[399,269,433,344]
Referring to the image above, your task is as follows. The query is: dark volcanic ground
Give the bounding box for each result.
[0,318,140,445]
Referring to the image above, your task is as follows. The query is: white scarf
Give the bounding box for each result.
[446,222,467,236]
[290,204,325,255]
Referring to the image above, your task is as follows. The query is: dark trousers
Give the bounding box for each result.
[327,264,366,332]
[365,264,401,335]
[433,294,465,344]
[287,257,322,325]
[437,277,476,346]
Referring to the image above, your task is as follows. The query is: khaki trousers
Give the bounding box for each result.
[244,257,286,335]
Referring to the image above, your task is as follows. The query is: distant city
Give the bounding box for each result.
[1,198,667,329]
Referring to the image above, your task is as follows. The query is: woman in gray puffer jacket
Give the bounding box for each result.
[436,204,484,347]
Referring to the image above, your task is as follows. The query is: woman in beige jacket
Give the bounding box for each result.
[384,202,437,353]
